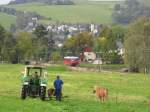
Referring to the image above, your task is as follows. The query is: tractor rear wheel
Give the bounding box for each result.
[21,85,27,100]
[40,86,46,101]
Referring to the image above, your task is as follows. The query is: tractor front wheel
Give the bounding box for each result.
[40,86,46,101]
[21,85,28,100]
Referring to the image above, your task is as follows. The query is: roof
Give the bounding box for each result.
[64,56,79,59]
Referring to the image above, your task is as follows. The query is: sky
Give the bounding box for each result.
[0,0,12,5]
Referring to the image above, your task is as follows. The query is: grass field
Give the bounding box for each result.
[78,63,127,71]
[8,3,115,24]
[0,64,150,112]
[0,12,16,29]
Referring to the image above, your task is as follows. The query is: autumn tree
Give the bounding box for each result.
[94,25,125,64]
[63,32,93,55]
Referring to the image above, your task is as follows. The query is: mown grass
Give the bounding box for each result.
[78,63,126,71]
[0,12,16,29]
[8,3,114,24]
[0,64,150,112]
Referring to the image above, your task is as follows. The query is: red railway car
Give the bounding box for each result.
[64,56,80,66]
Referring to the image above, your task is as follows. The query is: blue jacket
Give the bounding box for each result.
[54,79,63,89]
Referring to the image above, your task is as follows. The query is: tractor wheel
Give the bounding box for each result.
[40,86,46,101]
[21,85,27,100]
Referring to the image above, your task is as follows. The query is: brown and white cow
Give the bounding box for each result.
[93,86,108,102]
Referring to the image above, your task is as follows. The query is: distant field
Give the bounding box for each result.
[8,3,115,24]
[0,12,16,29]
[73,0,124,4]
[0,64,150,112]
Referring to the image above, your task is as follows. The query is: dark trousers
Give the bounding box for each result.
[55,89,61,101]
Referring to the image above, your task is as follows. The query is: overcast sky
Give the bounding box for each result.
[0,0,11,5]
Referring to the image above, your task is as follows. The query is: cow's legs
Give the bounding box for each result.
[99,96,103,102]
[103,97,105,102]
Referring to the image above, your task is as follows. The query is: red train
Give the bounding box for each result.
[64,56,80,66]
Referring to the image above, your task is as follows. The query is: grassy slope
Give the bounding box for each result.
[0,64,150,112]
[0,12,16,29]
[8,3,115,24]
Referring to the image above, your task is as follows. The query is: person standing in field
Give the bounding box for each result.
[54,75,63,101]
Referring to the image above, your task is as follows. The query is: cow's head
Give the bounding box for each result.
[93,86,97,94]
[93,90,96,94]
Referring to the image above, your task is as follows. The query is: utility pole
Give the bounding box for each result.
[143,49,150,74]
[96,52,103,72]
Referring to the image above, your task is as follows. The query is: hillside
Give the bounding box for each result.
[8,3,115,23]
[0,12,16,29]
[0,1,118,29]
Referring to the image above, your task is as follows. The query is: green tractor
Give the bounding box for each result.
[21,65,47,100]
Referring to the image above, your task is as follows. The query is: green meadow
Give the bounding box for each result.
[0,64,150,112]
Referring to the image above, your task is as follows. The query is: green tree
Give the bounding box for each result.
[51,52,61,63]
[124,17,150,72]
[63,37,76,55]
[0,25,6,61]
[113,0,150,24]
[16,32,34,62]
[34,25,47,38]
[2,32,17,63]
[138,0,150,7]
[33,25,49,61]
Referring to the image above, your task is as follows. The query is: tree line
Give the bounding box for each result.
[0,24,126,64]
[9,0,74,5]
[0,7,44,19]
[113,0,150,24]
[0,24,58,64]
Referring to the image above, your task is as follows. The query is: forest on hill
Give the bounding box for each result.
[9,0,74,5]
